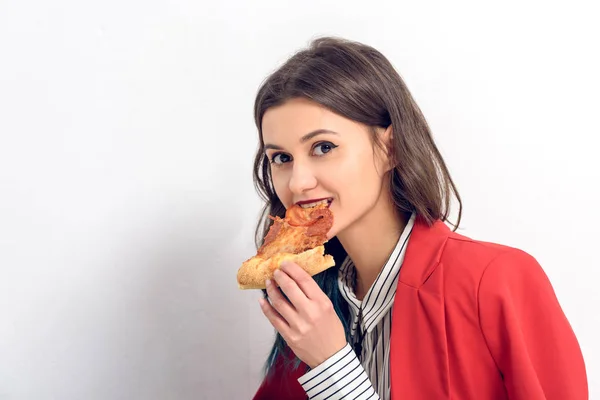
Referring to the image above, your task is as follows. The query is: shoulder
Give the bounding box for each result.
[441,229,551,295]
[404,218,550,294]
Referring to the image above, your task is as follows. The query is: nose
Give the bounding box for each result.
[288,160,317,195]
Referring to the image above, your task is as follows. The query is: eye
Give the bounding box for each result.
[312,141,337,156]
[270,153,292,165]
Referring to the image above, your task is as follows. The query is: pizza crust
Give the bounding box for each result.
[237,245,335,290]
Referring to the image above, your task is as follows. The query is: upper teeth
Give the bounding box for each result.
[300,199,329,208]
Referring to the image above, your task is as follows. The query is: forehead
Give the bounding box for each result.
[261,98,356,143]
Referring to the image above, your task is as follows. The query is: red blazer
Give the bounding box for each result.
[253,218,588,399]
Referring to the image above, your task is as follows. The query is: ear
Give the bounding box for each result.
[379,125,395,173]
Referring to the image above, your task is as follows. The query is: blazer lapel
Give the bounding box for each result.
[390,217,452,399]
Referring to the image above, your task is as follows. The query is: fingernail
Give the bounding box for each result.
[265,279,272,287]
[273,269,281,278]
[258,298,265,307]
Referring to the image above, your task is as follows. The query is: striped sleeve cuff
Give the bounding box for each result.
[297,343,379,400]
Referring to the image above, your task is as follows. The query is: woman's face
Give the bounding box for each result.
[261,97,391,239]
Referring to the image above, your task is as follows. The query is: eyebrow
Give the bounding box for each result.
[264,129,339,151]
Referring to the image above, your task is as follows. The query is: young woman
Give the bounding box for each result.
[249,37,588,400]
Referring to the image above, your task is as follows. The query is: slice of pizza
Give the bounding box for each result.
[237,202,335,290]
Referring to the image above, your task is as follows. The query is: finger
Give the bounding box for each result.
[265,278,298,323]
[273,268,310,310]
[280,261,323,300]
[258,296,292,338]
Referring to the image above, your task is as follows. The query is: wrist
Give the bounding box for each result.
[308,341,348,369]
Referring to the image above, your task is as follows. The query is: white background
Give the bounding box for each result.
[1,0,598,398]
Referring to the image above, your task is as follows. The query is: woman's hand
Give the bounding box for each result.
[259,261,347,369]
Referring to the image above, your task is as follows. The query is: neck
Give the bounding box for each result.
[336,180,409,300]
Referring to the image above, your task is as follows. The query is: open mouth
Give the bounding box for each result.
[298,198,333,209]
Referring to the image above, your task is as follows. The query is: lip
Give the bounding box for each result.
[295,197,333,207]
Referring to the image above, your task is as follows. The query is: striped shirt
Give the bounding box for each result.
[297,212,416,400]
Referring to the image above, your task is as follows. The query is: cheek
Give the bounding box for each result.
[271,171,292,206]
[335,151,384,202]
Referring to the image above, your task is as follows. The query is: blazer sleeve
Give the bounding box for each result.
[252,352,309,400]
[477,248,588,399]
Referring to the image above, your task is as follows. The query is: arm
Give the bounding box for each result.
[257,262,379,399]
[478,249,588,399]
[297,343,379,400]
[252,345,378,400]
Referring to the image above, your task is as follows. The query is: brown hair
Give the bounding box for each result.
[251,36,463,376]
[253,36,462,249]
